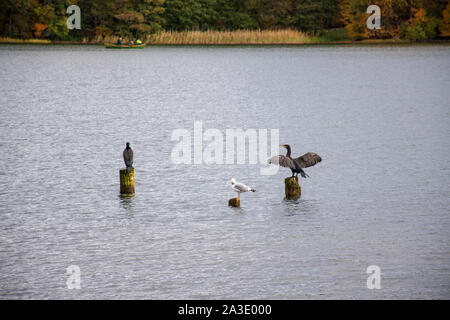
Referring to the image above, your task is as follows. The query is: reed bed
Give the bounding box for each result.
[0,30,317,45]
[0,37,51,44]
[146,29,315,45]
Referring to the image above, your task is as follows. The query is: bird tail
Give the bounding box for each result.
[126,166,132,174]
[300,170,309,178]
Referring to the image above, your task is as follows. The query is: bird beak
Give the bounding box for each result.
[280,145,286,149]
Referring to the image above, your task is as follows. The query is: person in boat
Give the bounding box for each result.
[136,39,142,45]
[116,37,122,45]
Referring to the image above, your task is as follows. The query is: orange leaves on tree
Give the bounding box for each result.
[33,23,47,38]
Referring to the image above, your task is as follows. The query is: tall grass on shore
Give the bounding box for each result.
[146,29,315,45]
[0,37,51,44]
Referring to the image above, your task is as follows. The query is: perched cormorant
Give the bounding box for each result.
[268,144,321,178]
[123,142,134,173]
[231,178,255,199]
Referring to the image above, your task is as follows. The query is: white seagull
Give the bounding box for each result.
[231,178,255,199]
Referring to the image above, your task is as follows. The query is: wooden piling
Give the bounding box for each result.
[285,176,301,200]
[228,197,240,207]
[120,168,135,195]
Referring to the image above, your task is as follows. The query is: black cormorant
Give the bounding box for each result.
[123,142,134,173]
[268,144,321,178]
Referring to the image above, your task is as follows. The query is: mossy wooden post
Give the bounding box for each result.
[120,168,135,195]
[285,176,301,200]
[228,197,240,207]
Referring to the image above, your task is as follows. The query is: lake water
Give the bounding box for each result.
[0,44,449,299]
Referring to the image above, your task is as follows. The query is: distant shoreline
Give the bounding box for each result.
[1,37,449,46]
[2,29,450,46]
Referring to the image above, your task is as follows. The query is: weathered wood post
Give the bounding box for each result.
[120,168,135,195]
[285,176,301,200]
[228,197,240,207]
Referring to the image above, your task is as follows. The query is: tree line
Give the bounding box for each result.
[1,0,449,41]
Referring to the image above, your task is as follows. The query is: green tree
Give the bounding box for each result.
[163,0,202,30]
[37,0,69,39]
[402,7,439,41]
[292,0,340,33]
[212,0,257,30]
[106,0,165,39]
[133,0,165,33]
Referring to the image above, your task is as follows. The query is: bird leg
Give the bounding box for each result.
[299,170,308,178]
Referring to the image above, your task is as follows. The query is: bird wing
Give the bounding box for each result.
[232,186,241,193]
[294,152,321,168]
[268,155,296,169]
[123,149,133,166]
[233,182,250,192]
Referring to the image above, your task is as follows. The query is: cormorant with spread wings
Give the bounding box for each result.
[268,144,321,178]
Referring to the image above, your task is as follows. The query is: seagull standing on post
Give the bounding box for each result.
[231,178,255,199]
[123,142,134,173]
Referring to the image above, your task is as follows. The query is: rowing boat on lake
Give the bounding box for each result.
[105,43,145,49]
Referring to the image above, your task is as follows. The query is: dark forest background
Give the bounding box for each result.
[1,0,449,41]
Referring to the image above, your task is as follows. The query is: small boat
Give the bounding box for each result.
[105,43,145,49]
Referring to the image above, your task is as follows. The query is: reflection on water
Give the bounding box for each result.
[119,195,135,212]
[282,199,318,216]
[0,44,449,299]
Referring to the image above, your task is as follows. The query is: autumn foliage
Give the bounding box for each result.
[0,0,448,42]
[340,0,447,41]
[33,22,47,38]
